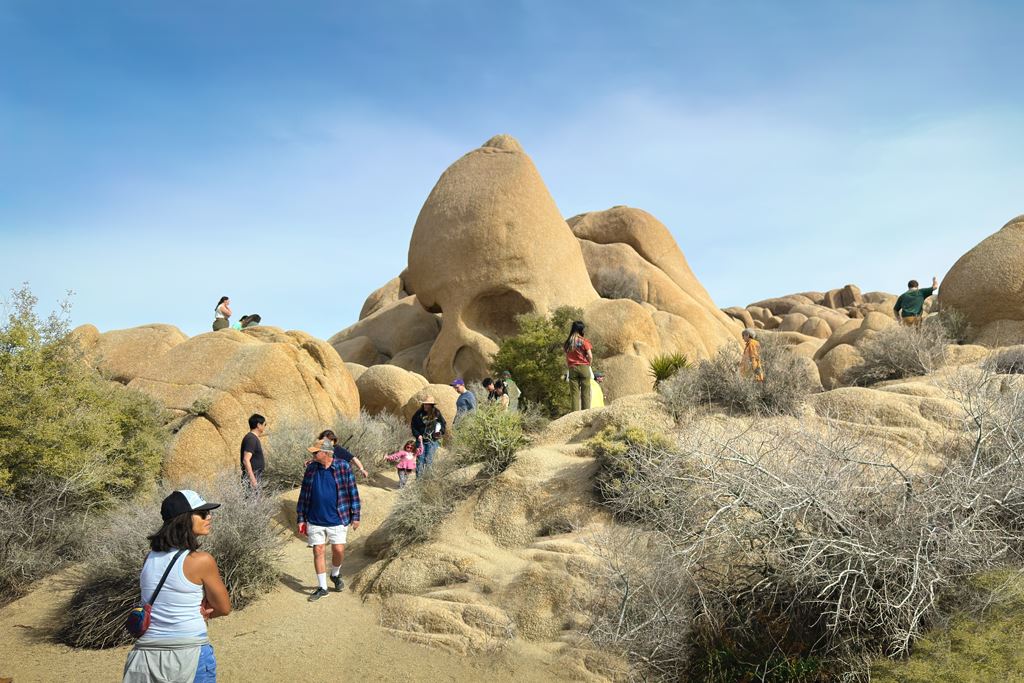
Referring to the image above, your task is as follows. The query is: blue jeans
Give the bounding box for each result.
[416,440,438,477]
[194,644,216,682]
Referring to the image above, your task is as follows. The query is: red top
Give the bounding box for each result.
[565,336,592,367]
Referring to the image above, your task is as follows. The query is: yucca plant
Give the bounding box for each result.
[649,352,690,388]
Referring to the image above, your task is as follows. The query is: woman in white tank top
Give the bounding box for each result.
[212,296,231,331]
[123,490,232,683]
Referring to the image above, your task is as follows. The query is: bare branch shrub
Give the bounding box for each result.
[984,346,1024,375]
[844,322,949,386]
[596,267,643,303]
[57,472,284,649]
[589,369,1024,678]
[264,410,408,489]
[659,337,814,418]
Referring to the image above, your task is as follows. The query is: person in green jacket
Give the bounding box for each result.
[893,277,939,325]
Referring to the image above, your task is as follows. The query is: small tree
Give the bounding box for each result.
[491,306,583,417]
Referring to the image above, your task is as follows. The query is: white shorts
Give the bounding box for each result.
[307,523,348,546]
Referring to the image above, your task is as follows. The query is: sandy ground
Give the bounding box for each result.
[0,473,560,683]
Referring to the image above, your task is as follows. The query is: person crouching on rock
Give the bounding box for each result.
[739,329,765,382]
[385,439,422,488]
[122,490,230,683]
[411,396,446,477]
[296,439,361,602]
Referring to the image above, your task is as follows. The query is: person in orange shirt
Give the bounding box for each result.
[740,329,765,382]
[563,320,594,410]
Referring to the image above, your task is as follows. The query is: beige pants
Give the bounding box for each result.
[570,365,593,411]
[900,315,921,326]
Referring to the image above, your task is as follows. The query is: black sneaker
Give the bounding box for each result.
[331,574,344,592]
[307,587,329,602]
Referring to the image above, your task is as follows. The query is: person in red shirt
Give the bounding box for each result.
[563,320,594,411]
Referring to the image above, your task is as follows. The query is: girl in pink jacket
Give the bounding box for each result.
[385,438,422,488]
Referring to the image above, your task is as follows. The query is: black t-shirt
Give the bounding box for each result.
[240,432,265,475]
[333,446,355,463]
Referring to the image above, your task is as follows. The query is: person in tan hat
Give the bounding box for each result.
[410,394,446,477]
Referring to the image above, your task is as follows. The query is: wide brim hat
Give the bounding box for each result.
[307,438,335,453]
[420,394,437,405]
[161,490,220,521]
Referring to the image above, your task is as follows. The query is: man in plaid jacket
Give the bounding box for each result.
[296,439,361,601]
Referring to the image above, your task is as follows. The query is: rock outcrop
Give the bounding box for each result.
[941,214,1024,346]
[75,325,359,481]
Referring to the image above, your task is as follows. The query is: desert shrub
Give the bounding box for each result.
[985,346,1024,375]
[588,368,1024,678]
[492,305,584,417]
[518,402,551,434]
[844,322,950,386]
[648,352,689,388]
[933,307,972,344]
[596,267,643,302]
[660,338,813,417]
[0,286,167,602]
[57,472,283,649]
[583,531,695,681]
[450,402,527,477]
[588,424,676,517]
[264,410,408,489]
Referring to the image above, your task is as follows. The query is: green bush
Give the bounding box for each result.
[57,472,283,649]
[0,286,167,603]
[492,306,584,417]
[649,352,690,388]
[588,425,679,523]
[451,402,527,477]
[660,338,814,417]
[0,285,166,499]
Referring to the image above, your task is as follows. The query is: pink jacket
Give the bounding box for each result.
[385,446,422,471]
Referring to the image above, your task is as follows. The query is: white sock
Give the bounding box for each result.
[317,572,327,590]
[331,565,341,577]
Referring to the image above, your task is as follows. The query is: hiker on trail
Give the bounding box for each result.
[451,378,477,417]
[212,297,231,331]
[590,370,606,408]
[482,377,496,401]
[564,320,594,411]
[240,414,267,491]
[739,329,765,382]
[411,396,446,477]
[500,370,521,411]
[893,277,939,325]
[296,438,361,602]
[492,380,510,410]
[315,429,368,479]
[122,490,230,683]
[385,438,422,488]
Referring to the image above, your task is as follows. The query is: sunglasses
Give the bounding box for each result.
[194,510,213,520]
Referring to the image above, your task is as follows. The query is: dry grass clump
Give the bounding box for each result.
[985,346,1024,375]
[586,368,1024,679]
[56,473,283,649]
[659,338,814,418]
[450,402,527,477]
[596,267,643,303]
[264,410,407,488]
[844,322,949,386]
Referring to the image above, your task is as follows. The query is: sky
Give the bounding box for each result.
[2,1,1023,339]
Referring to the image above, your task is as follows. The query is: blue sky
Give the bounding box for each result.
[2,1,1022,339]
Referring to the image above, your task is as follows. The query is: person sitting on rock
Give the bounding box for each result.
[230,314,250,331]
[893,277,938,325]
[739,329,765,382]
[241,313,261,329]
[212,296,231,331]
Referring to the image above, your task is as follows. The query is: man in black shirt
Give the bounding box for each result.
[241,413,267,490]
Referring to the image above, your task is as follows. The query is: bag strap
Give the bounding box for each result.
[147,548,187,606]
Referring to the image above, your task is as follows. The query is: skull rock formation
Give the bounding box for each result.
[405,134,599,380]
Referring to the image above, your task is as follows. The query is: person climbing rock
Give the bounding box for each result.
[893,277,939,325]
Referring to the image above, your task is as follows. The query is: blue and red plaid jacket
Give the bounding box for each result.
[296,457,361,526]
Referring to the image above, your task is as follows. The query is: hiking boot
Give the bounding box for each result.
[307,587,329,602]
[331,574,344,592]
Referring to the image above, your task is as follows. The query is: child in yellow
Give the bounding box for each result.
[740,329,765,382]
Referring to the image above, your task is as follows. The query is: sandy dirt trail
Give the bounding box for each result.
[0,475,559,683]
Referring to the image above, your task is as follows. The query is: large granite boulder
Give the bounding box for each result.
[73,323,188,383]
